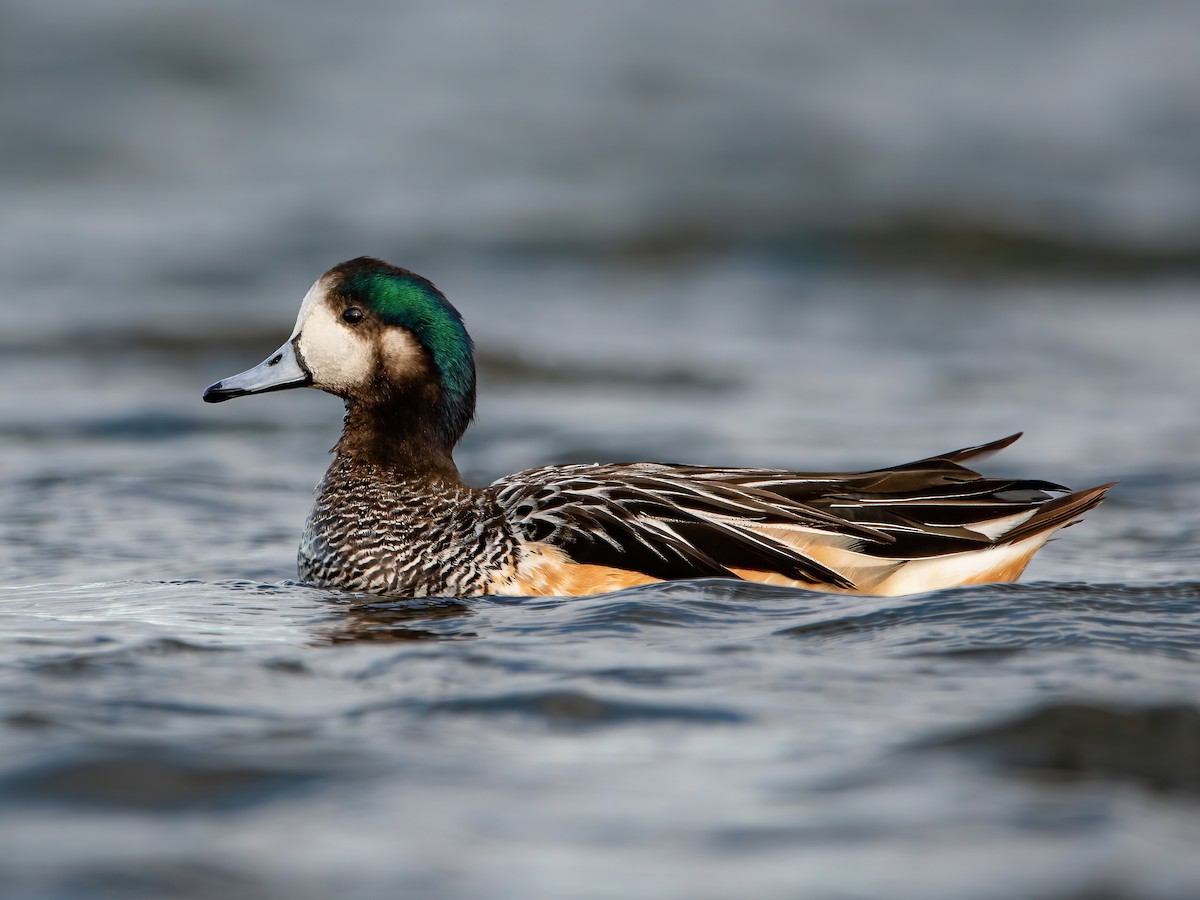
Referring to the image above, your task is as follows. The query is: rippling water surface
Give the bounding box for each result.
[3,2,1200,898]
[3,577,1200,898]
[4,260,1198,899]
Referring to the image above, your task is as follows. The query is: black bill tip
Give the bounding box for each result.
[202,381,242,403]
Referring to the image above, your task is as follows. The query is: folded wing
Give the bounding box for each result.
[489,434,1112,596]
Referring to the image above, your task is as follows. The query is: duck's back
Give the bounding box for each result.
[484,435,1111,598]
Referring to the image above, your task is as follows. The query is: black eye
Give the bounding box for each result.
[342,307,364,324]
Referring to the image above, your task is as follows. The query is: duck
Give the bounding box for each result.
[203,257,1112,598]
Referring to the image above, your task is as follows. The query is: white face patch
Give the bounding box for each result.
[291,276,427,396]
[295,297,373,394]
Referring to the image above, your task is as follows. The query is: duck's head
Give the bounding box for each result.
[203,257,476,447]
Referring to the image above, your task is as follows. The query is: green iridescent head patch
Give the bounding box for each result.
[330,257,476,442]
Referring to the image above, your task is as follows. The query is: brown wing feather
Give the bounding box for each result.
[490,437,1111,594]
[997,482,1114,544]
[492,464,881,588]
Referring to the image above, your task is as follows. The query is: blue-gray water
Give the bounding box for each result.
[3,2,1200,898]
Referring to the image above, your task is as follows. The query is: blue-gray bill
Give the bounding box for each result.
[203,337,311,403]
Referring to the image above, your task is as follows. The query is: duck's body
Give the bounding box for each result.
[204,257,1110,599]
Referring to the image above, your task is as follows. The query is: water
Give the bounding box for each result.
[3,2,1200,898]
[2,580,1200,898]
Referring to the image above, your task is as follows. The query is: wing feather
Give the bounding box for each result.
[492,464,871,587]
[489,435,1107,588]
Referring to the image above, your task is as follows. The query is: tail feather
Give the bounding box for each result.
[874,433,1023,471]
[935,432,1024,465]
[739,445,1114,595]
[998,482,1115,545]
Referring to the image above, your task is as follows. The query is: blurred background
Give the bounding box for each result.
[3,0,1198,584]
[2,2,1200,898]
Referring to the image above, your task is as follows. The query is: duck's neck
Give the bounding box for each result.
[333,398,462,481]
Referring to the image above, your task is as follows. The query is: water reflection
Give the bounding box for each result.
[318,598,478,644]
